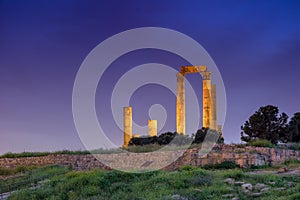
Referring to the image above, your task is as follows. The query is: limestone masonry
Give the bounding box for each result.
[1,145,299,171]
[148,120,157,137]
[123,107,132,147]
[177,66,219,133]
[123,65,222,146]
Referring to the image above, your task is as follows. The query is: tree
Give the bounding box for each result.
[193,128,207,144]
[193,128,224,144]
[287,112,300,143]
[157,132,177,145]
[241,105,288,144]
[128,132,178,146]
[128,136,158,146]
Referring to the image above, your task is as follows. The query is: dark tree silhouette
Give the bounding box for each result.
[128,132,178,146]
[128,128,224,147]
[287,112,300,143]
[241,105,288,144]
[193,128,224,144]
[157,132,177,145]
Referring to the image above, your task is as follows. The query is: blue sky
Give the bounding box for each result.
[0,0,299,153]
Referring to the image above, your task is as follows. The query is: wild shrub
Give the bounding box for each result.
[248,139,274,148]
[203,161,239,170]
[190,174,212,186]
[283,159,300,165]
[221,169,246,179]
[0,168,11,175]
[289,142,300,150]
[178,165,195,171]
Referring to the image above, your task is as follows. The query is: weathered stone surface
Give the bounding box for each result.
[123,107,132,147]
[176,73,185,135]
[171,194,188,200]
[234,181,245,186]
[251,192,262,197]
[148,120,157,137]
[286,182,295,187]
[222,194,235,198]
[261,188,269,192]
[211,84,217,130]
[242,183,253,191]
[243,189,251,195]
[224,178,235,185]
[202,73,212,129]
[278,167,288,173]
[254,183,267,190]
[0,144,299,171]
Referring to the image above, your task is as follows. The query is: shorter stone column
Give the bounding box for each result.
[148,120,157,137]
[123,107,132,147]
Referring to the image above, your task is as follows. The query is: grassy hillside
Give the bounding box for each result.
[4,162,300,200]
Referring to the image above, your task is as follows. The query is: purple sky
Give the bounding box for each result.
[0,0,299,154]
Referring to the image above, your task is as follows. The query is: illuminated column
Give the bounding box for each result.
[211,84,217,130]
[123,107,132,147]
[217,124,224,141]
[202,72,212,129]
[148,120,157,137]
[176,73,186,135]
[217,125,222,133]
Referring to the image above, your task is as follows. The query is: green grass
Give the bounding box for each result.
[5,164,300,200]
[289,142,300,150]
[2,142,299,159]
[0,151,90,158]
[283,159,300,165]
[202,161,239,170]
[1,146,189,158]
[124,143,199,153]
[0,165,71,194]
[0,148,126,159]
[0,152,52,158]
[248,139,274,148]
[0,165,37,175]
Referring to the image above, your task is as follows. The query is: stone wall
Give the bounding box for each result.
[0,145,299,171]
[166,145,300,170]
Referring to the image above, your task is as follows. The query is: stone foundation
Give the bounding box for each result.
[0,145,299,171]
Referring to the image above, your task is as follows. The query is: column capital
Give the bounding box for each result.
[176,73,185,81]
[201,71,211,80]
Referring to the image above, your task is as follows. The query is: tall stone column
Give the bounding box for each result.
[211,84,217,130]
[148,120,157,137]
[123,107,132,147]
[176,73,185,135]
[202,72,212,129]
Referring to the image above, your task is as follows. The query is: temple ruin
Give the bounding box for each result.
[122,107,158,147]
[176,65,219,134]
[123,66,221,147]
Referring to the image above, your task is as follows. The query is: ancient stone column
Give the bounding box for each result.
[202,72,212,129]
[211,84,217,130]
[217,125,222,133]
[148,120,157,137]
[176,73,185,135]
[133,134,140,138]
[123,107,132,147]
